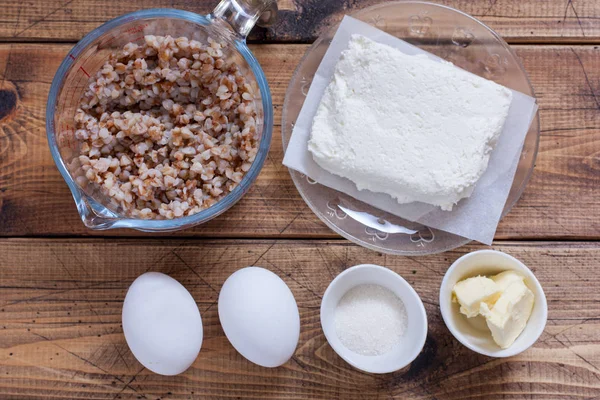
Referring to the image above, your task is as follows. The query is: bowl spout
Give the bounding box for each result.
[72,189,120,230]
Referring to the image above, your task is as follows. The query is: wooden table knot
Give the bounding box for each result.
[0,81,18,123]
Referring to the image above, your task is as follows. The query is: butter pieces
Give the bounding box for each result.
[491,270,525,291]
[480,280,534,349]
[452,271,535,349]
[452,276,501,318]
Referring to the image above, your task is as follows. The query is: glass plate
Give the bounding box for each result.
[281,1,540,255]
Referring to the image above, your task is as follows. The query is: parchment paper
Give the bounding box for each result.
[282,16,538,245]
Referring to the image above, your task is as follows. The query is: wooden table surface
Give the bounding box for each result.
[1,0,600,399]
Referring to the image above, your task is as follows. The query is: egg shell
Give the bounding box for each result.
[122,272,203,375]
[218,267,300,368]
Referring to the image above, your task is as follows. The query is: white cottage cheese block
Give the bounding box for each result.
[308,35,513,210]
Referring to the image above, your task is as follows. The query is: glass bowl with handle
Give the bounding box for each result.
[47,0,276,231]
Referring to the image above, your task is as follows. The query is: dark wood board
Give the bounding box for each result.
[1,239,599,399]
[0,1,599,398]
[1,44,600,239]
[0,0,599,43]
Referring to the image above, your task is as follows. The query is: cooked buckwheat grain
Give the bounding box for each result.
[73,35,259,219]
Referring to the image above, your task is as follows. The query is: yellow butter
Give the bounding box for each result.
[479,280,534,349]
[491,270,525,291]
[452,276,502,318]
[453,271,535,349]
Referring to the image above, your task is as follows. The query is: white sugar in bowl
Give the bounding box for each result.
[321,264,428,374]
[122,272,203,375]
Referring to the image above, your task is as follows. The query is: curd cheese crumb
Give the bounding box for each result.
[308,35,513,210]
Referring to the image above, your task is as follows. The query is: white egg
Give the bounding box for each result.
[122,272,203,375]
[218,267,300,367]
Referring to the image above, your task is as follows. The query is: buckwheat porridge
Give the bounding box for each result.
[74,35,259,219]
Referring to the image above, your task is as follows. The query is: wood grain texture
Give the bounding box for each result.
[0,0,599,43]
[0,1,597,399]
[1,43,600,239]
[0,239,598,399]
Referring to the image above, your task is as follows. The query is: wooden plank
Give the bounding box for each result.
[1,44,600,239]
[0,0,599,43]
[0,238,599,399]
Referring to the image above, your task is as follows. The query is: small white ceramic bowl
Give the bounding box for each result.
[440,250,548,357]
[320,264,428,373]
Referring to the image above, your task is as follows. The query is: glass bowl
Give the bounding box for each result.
[282,1,540,255]
[46,1,276,232]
